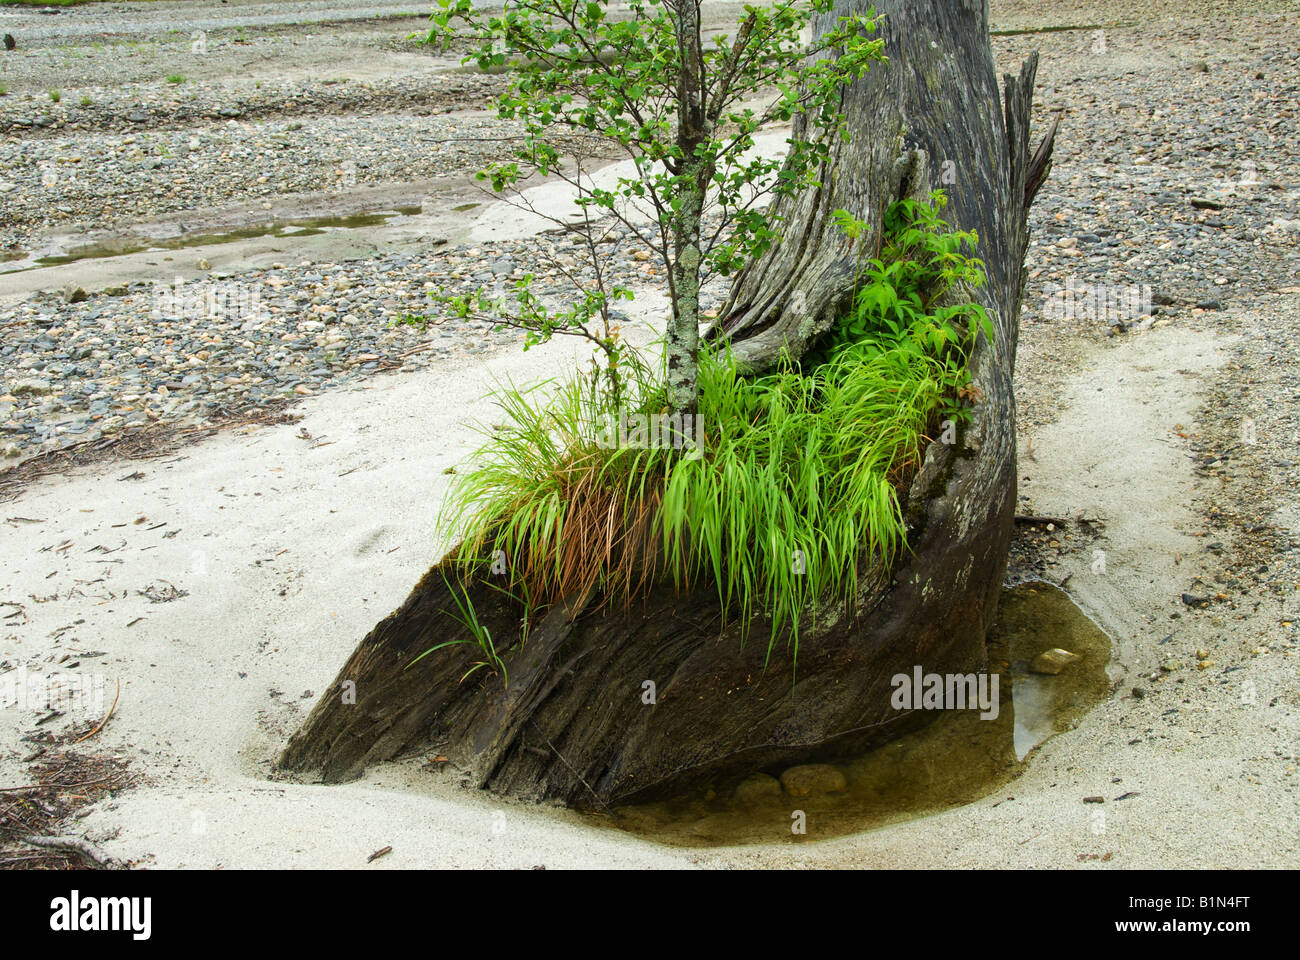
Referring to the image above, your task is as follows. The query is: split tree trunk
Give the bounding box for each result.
[278,0,1056,807]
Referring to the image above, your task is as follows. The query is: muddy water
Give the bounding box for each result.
[597,582,1112,847]
[1,207,425,273]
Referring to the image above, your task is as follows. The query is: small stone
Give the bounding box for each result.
[1190,197,1224,210]
[12,379,53,396]
[1160,659,1182,672]
[2,443,20,459]
[1181,593,1209,608]
[65,286,88,304]
[779,764,847,796]
[1030,648,1082,675]
[293,384,313,395]
[733,773,782,804]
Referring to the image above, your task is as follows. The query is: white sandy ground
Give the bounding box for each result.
[3,292,1297,868]
[4,141,1299,867]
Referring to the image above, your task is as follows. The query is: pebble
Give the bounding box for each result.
[11,378,52,396]
[1030,648,1082,675]
[733,772,783,804]
[779,764,847,796]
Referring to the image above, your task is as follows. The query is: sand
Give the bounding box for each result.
[3,6,1298,863]
[3,282,1296,867]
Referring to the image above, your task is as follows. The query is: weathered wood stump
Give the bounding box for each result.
[278,0,1056,807]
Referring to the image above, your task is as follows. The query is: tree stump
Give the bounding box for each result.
[278,0,1057,807]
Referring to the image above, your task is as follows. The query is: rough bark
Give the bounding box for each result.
[278,0,1056,807]
[665,0,708,416]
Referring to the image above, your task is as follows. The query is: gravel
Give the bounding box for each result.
[0,111,603,253]
[0,0,1296,468]
[0,224,723,459]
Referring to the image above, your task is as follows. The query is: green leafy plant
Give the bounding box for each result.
[392,313,435,330]
[165,74,186,84]
[809,192,993,381]
[420,0,886,414]
[439,193,991,668]
[48,89,61,102]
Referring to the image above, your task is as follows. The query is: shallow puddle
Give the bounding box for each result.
[596,581,1112,846]
[2,206,425,273]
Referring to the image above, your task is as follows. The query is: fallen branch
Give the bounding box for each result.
[1014,514,1105,526]
[74,678,121,744]
[1014,514,1072,525]
[23,834,119,868]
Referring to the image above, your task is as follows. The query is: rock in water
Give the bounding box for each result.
[1030,648,1083,675]
[733,773,782,804]
[780,764,847,797]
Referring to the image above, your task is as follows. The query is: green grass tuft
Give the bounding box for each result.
[438,193,990,669]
